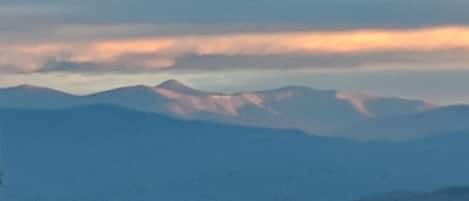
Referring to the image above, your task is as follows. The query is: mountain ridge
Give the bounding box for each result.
[335,105,469,140]
[0,80,440,139]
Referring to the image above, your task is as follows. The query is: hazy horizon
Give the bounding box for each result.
[2,70,469,105]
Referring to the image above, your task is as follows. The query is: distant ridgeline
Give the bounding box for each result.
[0,80,446,141]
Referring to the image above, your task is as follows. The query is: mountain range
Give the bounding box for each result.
[2,81,469,200]
[0,79,451,140]
[1,105,469,201]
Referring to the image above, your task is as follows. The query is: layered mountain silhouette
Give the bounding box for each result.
[337,105,469,140]
[0,80,440,140]
[1,105,469,201]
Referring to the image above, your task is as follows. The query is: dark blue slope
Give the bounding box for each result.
[356,186,469,201]
[1,105,469,201]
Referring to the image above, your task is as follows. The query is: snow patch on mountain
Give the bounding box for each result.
[153,87,265,117]
[336,91,377,117]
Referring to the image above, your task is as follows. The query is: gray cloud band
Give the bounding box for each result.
[16,49,469,74]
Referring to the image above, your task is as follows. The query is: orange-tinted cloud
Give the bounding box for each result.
[84,26,469,56]
[3,26,469,73]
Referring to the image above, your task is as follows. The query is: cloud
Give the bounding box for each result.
[3,26,469,74]
[69,26,469,56]
[171,50,469,71]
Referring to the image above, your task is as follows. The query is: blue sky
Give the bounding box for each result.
[1,0,469,104]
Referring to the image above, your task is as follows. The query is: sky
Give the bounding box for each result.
[1,0,469,104]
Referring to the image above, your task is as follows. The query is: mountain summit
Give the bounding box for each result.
[156,79,190,90]
[155,79,208,96]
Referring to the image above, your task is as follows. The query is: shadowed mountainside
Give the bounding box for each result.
[356,186,469,201]
[1,105,469,201]
[336,105,469,140]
